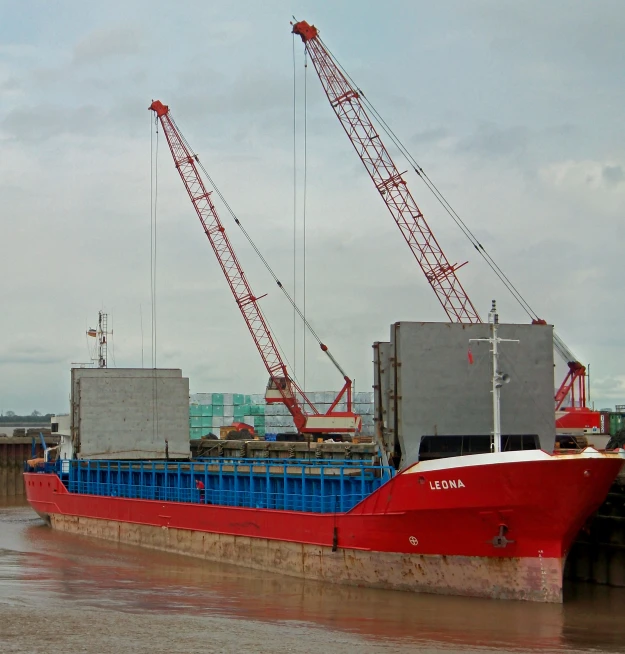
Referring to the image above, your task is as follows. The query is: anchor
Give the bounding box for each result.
[491,524,515,548]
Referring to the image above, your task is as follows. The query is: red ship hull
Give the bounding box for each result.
[24,449,623,602]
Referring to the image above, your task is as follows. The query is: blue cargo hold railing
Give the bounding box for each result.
[31,457,395,514]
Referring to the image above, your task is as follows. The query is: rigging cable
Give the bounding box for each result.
[150,114,154,368]
[153,121,159,370]
[292,33,297,377]
[150,113,160,441]
[150,112,155,440]
[303,48,308,391]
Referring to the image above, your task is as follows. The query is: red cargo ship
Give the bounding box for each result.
[24,447,623,603]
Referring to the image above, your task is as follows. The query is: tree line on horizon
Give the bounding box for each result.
[0,411,54,423]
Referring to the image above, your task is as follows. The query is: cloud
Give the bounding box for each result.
[414,122,577,173]
[589,375,625,405]
[457,123,529,158]
[411,126,449,147]
[460,1,625,75]
[0,44,39,59]
[603,164,625,187]
[72,28,143,65]
[0,347,68,366]
[540,159,625,192]
[2,104,107,142]
[1,77,21,92]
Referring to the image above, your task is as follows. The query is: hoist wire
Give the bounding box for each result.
[317,36,541,324]
[150,114,160,442]
[303,48,308,391]
[169,116,329,353]
[150,116,154,368]
[292,33,297,375]
[153,122,159,370]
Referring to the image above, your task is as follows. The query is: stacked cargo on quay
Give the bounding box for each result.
[188,391,375,441]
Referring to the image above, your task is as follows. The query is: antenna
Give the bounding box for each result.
[87,311,113,368]
[470,300,519,453]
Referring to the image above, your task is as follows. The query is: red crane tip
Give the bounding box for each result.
[292,20,318,42]
[149,100,169,117]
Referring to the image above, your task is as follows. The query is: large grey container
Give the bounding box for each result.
[374,321,555,467]
[71,368,190,460]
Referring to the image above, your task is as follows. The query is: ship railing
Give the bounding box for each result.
[60,458,395,514]
[24,458,385,472]
[64,458,392,476]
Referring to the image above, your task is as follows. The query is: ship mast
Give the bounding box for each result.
[98,311,110,368]
[87,311,112,368]
[470,301,518,453]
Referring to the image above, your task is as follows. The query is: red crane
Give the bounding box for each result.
[293,20,589,414]
[555,362,586,410]
[149,100,361,434]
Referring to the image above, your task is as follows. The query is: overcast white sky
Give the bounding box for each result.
[1,0,623,414]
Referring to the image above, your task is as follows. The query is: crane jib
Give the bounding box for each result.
[149,100,361,434]
[292,22,481,325]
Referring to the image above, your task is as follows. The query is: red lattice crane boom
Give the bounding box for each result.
[149,100,361,434]
[292,21,480,324]
[293,21,591,414]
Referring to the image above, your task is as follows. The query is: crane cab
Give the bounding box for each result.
[265,377,294,403]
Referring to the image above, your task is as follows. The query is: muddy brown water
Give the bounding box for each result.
[1,498,624,654]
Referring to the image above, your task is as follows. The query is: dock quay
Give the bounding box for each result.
[565,465,625,586]
[0,436,57,497]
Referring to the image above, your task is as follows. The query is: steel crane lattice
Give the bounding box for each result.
[293,21,480,324]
